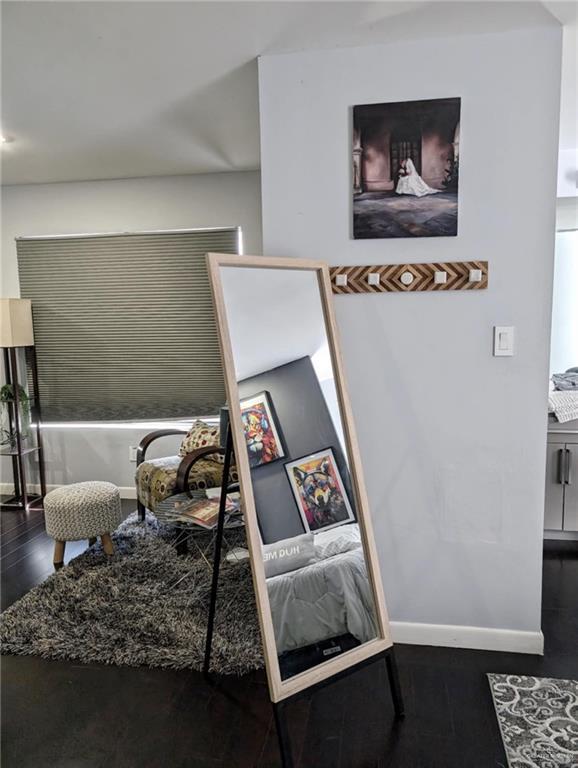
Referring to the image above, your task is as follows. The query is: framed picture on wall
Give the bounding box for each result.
[352,96,461,239]
[285,448,355,533]
[240,391,285,468]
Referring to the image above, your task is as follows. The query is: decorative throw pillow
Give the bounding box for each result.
[179,420,223,463]
[262,533,316,578]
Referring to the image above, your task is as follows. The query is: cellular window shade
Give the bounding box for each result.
[16,228,239,421]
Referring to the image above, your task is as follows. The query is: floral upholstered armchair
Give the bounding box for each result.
[135,420,238,521]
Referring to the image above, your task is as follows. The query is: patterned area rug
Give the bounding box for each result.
[0,512,263,674]
[489,673,578,767]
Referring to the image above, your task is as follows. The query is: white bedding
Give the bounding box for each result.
[548,390,578,423]
[266,523,376,654]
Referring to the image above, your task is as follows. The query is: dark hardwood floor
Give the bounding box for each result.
[1,503,577,768]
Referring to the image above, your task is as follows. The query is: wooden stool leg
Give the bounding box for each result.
[53,540,66,570]
[88,537,97,547]
[101,533,114,556]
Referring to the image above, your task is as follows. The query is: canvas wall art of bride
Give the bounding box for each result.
[352,97,461,239]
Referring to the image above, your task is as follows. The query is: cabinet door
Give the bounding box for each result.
[544,443,565,530]
[563,445,578,531]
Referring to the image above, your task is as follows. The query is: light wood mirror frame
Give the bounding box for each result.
[207,253,393,703]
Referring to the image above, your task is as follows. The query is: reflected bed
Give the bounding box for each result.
[266,524,377,656]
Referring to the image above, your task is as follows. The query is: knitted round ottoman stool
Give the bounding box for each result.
[44,481,121,570]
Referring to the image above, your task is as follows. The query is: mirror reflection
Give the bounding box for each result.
[220,266,378,681]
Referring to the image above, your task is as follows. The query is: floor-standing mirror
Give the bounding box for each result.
[207,253,403,764]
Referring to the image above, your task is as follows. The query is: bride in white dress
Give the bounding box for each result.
[396,158,440,198]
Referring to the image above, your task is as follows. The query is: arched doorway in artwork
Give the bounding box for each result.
[390,129,422,183]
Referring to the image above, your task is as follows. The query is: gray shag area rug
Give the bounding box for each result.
[0,512,263,675]
[489,673,578,767]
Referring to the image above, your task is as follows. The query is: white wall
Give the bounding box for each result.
[4,423,189,495]
[259,25,561,651]
[550,230,578,375]
[0,171,261,491]
[1,171,262,296]
[558,18,577,199]
[556,197,578,230]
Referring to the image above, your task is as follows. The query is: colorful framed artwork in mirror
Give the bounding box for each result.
[240,391,285,468]
[285,448,355,533]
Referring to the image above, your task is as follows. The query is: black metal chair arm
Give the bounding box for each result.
[176,446,226,495]
[136,429,188,466]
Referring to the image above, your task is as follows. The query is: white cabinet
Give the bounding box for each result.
[545,424,578,532]
[544,442,565,529]
[564,448,578,531]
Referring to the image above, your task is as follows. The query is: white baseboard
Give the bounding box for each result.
[0,482,137,500]
[0,479,549,656]
[390,621,544,655]
[118,487,137,500]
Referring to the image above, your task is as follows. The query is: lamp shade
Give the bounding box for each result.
[0,299,34,347]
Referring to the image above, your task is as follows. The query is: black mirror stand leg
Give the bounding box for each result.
[201,426,403,767]
[203,424,234,679]
[270,650,404,768]
[273,700,294,768]
[385,648,405,719]
[201,425,295,768]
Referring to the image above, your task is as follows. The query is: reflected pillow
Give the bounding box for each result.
[553,372,578,391]
[179,420,223,463]
[314,523,361,561]
[263,533,316,578]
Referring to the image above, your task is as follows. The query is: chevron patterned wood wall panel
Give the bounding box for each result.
[329,261,488,294]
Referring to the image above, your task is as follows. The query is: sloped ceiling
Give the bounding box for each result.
[1,1,571,185]
[220,265,328,381]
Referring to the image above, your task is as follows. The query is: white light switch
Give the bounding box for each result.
[493,326,515,357]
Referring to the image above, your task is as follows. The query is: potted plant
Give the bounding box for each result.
[0,384,31,449]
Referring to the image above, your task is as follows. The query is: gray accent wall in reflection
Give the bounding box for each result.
[238,356,355,544]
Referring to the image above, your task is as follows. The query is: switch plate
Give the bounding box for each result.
[129,445,138,462]
[493,326,515,357]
